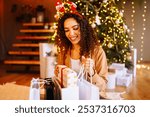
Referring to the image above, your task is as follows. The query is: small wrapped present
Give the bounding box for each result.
[56,65,78,88]
[109,63,127,78]
[116,73,133,87]
[111,63,125,69]
[107,72,117,89]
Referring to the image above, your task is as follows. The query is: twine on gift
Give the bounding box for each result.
[31,78,47,89]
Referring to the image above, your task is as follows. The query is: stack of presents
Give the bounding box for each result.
[107,63,133,89]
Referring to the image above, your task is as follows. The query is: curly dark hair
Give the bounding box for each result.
[56,12,99,58]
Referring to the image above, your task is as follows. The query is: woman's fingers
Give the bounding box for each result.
[81,56,86,64]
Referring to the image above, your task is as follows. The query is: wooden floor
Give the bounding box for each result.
[0,62,150,100]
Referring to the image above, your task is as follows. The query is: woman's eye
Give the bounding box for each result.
[64,29,69,32]
[73,26,79,30]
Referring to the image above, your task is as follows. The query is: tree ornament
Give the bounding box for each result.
[108,42,113,48]
[91,22,96,28]
[103,0,108,3]
[115,19,120,24]
[119,11,123,17]
[95,15,101,25]
[127,53,132,60]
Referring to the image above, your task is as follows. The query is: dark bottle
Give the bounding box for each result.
[45,78,55,100]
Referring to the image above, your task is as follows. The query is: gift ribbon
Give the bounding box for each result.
[60,67,67,88]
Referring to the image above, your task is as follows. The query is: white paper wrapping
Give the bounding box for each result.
[116,73,133,87]
[39,43,54,78]
[45,56,56,78]
[29,78,40,100]
[107,72,117,89]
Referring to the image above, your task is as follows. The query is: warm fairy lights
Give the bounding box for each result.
[138,0,147,63]
[130,0,147,63]
[130,1,135,42]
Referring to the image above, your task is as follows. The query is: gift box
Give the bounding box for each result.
[56,65,78,88]
[109,63,127,78]
[111,63,125,68]
[107,72,117,89]
[116,73,133,87]
[39,43,56,78]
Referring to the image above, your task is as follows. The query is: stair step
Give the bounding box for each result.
[12,43,39,47]
[23,22,53,26]
[20,29,54,33]
[8,51,39,55]
[16,36,50,40]
[4,60,39,65]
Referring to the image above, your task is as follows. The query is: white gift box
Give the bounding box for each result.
[45,56,56,78]
[109,63,127,78]
[39,43,55,78]
[116,73,133,87]
[107,72,117,89]
[111,63,125,69]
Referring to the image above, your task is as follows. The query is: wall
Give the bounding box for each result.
[0,0,6,60]
[124,1,150,62]
[0,0,60,61]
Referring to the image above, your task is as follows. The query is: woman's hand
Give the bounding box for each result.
[81,56,95,76]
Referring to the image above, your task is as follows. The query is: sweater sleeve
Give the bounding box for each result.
[91,46,108,98]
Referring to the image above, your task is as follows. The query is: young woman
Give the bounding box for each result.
[55,12,108,98]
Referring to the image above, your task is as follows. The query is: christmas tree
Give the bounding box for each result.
[54,0,133,68]
[68,0,133,69]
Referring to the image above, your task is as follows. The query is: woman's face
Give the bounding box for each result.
[64,18,81,45]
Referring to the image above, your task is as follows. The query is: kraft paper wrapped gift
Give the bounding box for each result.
[56,65,78,88]
[116,73,133,87]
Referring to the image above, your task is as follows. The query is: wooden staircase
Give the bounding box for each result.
[4,22,55,73]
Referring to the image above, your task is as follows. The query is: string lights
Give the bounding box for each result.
[139,0,147,63]
[129,0,149,70]
[130,0,147,63]
[130,1,135,44]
